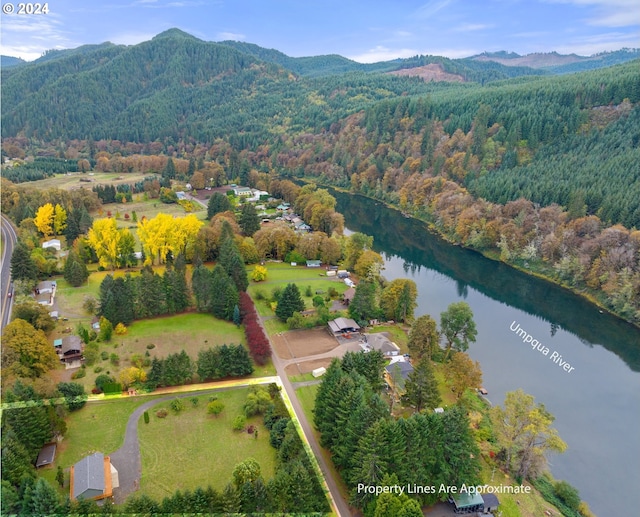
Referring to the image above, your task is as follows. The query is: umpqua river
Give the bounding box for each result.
[331,188,640,517]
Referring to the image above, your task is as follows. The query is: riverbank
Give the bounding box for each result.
[300,178,638,331]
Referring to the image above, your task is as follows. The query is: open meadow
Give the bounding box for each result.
[138,388,277,500]
[27,172,151,191]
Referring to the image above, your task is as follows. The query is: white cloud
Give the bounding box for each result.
[0,14,74,60]
[453,23,494,32]
[415,0,456,19]
[348,44,479,63]
[217,32,246,41]
[543,0,640,27]
[348,46,420,63]
[555,31,640,55]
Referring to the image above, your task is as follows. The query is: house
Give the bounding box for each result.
[364,333,400,356]
[384,359,414,392]
[49,310,59,320]
[450,492,484,514]
[35,443,57,468]
[249,189,269,202]
[59,335,83,363]
[233,186,252,197]
[306,260,322,268]
[295,222,311,232]
[276,203,290,211]
[42,239,61,251]
[328,317,360,336]
[34,281,56,306]
[70,453,119,501]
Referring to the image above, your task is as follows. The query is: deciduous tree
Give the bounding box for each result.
[445,352,482,400]
[440,302,477,359]
[380,279,417,322]
[34,203,54,237]
[407,315,439,360]
[2,319,59,378]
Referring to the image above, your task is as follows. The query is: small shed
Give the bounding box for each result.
[312,367,327,378]
[482,493,500,513]
[306,260,322,268]
[35,443,57,468]
[434,407,445,414]
[53,338,63,349]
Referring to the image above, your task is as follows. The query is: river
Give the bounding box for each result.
[331,188,640,517]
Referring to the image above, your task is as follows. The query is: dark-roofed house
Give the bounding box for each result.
[328,317,360,336]
[385,360,414,393]
[450,492,484,514]
[70,452,118,501]
[59,335,83,363]
[35,443,57,468]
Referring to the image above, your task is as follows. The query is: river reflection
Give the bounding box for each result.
[332,188,640,517]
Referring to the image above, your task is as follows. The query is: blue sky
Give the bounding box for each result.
[1,0,638,62]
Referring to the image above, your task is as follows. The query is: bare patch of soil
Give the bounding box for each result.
[387,64,464,82]
[279,328,339,358]
[285,358,334,376]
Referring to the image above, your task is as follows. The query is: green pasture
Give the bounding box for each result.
[138,388,276,500]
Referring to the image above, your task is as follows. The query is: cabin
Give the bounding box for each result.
[328,317,360,337]
[59,335,83,363]
[70,453,119,501]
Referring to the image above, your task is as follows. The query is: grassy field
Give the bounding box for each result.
[38,395,165,492]
[248,263,348,317]
[27,172,151,191]
[138,388,277,500]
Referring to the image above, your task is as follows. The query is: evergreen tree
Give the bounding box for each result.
[191,263,213,312]
[209,265,239,320]
[207,192,232,219]
[219,237,249,292]
[10,241,38,282]
[239,202,260,236]
[275,283,305,321]
[162,157,176,180]
[348,280,379,323]
[63,251,89,286]
[407,315,440,360]
[402,357,441,412]
[29,478,60,516]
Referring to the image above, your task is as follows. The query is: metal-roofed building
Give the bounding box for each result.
[70,452,118,501]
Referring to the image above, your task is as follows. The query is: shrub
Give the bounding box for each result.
[83,295,97,315]
[554,480,581,510]
[156,409,168,418]
[170,398,185,413]
[191,397,199,407]
[101,351,109,361]
[305,285,313,297]
[207,400,225,416]
[251,265,268,282]
[146,343,155,350]
[110,353,120,366]
[114,323,127,335]
[93,366,103,373]
[232,415,246,431]
[95,374,116,392]
[328,287,338,298]
[143,411,150,424]
[254,289,266,300]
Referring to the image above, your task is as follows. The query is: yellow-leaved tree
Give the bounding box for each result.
[138,213,203,264]
[34,203,55,237]
[2,319,59,378]
[87,218,121,270]
[53,204,67,235]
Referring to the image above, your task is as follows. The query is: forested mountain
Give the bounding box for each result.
[470,48,640,73]
[0,56,26,68]
[2,29,639,323]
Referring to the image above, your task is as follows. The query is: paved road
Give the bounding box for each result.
[259,318,354,517]
[1,214,17,330]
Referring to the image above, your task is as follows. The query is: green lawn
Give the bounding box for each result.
[138,388,277,500]
[295,384,319,425]
[38,395,165,491]
[27,172,151,191]
[248,263,348,317]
